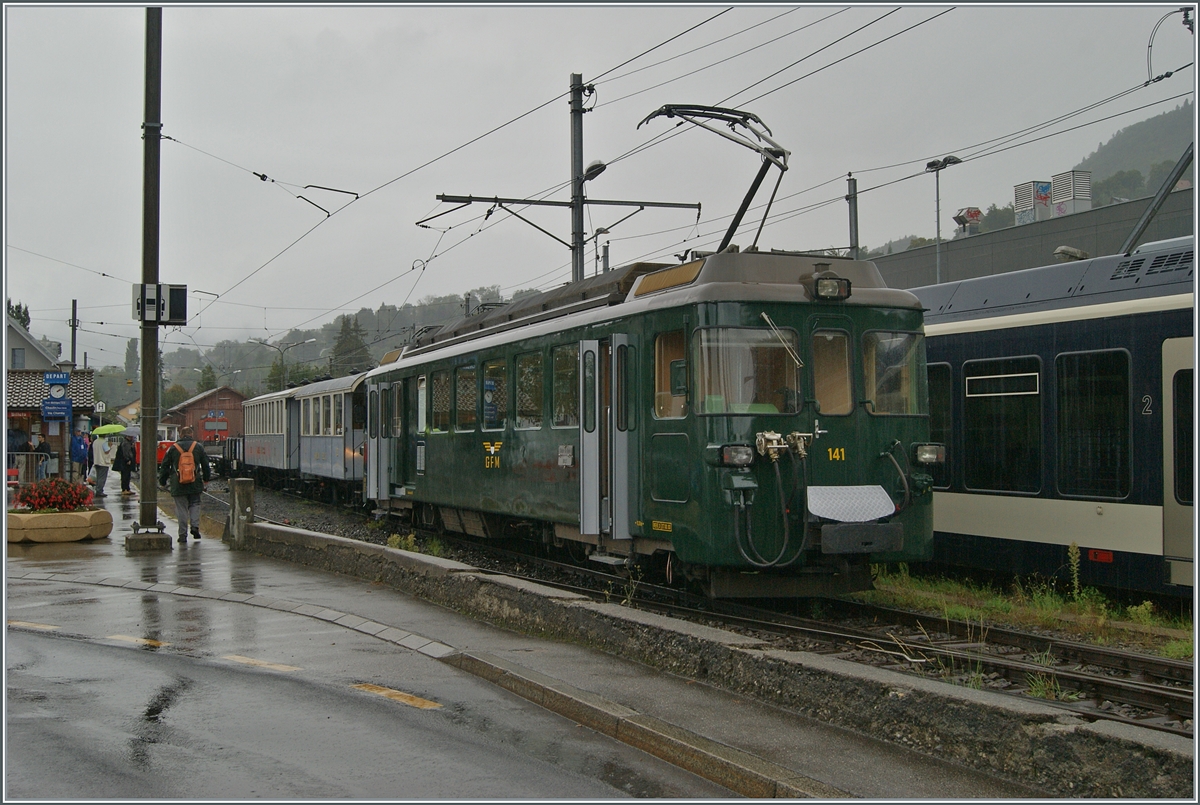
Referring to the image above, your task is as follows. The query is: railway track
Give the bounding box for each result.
[202,483,1194,738]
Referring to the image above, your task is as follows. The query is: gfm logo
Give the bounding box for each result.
[483,441,503,469]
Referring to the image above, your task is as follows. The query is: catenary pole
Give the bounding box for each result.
[139,6,162,529]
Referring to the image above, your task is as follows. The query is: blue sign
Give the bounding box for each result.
[44,372,70,385]
[41,399,73,420]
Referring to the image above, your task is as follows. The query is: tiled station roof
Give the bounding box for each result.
[6,369,96,410]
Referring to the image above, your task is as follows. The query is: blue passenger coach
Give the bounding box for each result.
[913,237,1194,597]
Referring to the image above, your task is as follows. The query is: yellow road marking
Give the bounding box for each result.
[352,683,442,709]
[107,634,170,647]
[223,654,301,673]
[7,620,60,631]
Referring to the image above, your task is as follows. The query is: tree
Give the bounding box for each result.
[266,356,320,392]
[906,236,935,250]
[1091,169,1145,206]
[6,298,30,329]
[330,316,372,377]
[124,339,139,379]
[196,365,218,392]
[162,384,190,409]
[978,203,1015,233]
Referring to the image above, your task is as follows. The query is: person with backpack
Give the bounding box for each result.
[157,426,211,544]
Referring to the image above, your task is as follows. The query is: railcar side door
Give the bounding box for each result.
[366,383,390,501]
[579,337,631,540]
[1162,337,1193,588]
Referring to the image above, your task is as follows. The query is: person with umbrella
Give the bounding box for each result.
[112,434,137,496]
[90,424,123,497]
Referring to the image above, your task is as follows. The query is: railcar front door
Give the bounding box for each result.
[1162,337,1193,588]
[579,337,630,539]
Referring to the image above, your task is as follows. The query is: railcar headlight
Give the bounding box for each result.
[914,443,945,464]
[814,277,851,300]
[722,445,755,467]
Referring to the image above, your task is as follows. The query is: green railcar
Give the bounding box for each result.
[363,248,941,597]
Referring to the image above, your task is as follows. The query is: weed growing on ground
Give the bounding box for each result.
[1162,638,1193,659]
[426,538,445,557]
[386,532,418,552]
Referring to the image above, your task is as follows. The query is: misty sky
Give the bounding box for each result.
[5,4,1196,370]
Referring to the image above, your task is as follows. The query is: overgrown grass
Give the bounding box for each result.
[858,564,1193,659]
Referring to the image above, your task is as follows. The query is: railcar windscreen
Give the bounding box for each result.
[862,332,926,416]
[693,328,800,415]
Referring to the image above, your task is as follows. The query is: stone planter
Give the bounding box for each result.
[7,508,113,542]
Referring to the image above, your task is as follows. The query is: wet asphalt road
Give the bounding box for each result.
[5,544,731,799]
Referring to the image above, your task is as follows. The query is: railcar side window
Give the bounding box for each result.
[1056,351,1130,498]
[431,371,450,432]
[654,331,688,418]
[1175,369,1193,505]
[694,328,799,415]
[515,353,543,429]
[483,359,508,431]
[379,388,391,438]
[963,357,1041,493]
[417,376,427,434]
[368,390,378,440]
[323,394,333,436]
[456,366,477,431]
[302,398,311,436]
[811,330,852,415]
[927,363,951,489]
[862,332,925,415]
[388,387,400,437]
[552,345,579,427]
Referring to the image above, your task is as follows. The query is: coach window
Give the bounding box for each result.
[862,331,925,415]
[431,371,450,433]
[335,392,345,436]
[1057,351,1130,498]
[1174,369,1193,505]
[927,363,952,489]
[515,353,543,429]
[302,398,312,436]
[456,365,477,431]
[552,344,579,427]
[963,357,1041,493]
[483,359,508,431]
[323,394,333,435]
[811,330,852,415]
[654,330,688,417]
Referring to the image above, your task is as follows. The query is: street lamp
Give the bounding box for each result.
[256,338,316,390]
[925,155,962,284]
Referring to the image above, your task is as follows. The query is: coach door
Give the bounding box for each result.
[366,383,390,500]
[1162,337,1193,587]
[579,336,631,539]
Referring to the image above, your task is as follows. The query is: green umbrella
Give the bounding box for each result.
[92,424,126,436]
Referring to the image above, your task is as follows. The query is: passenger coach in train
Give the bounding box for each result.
[912,236,1194,598]
[362,248,944,598]
[240,373,368,501]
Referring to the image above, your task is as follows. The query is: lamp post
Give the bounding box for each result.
[925,155,961,284]
[257,339,315,390]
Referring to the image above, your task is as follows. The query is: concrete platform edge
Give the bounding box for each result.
[231,519,1194,798]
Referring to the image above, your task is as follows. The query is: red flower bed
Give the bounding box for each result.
[11,478,94,512]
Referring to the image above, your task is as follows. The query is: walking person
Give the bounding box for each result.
[158,426,211,544]
[112,435,137,496]
[70,428,89,480]
[32,434,52,481]
[91,435,113,497]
